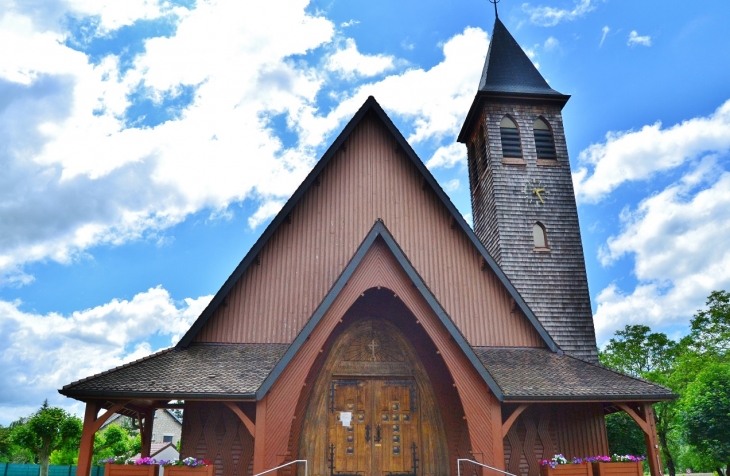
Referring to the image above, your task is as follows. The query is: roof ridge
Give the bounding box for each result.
[62,346,176,390]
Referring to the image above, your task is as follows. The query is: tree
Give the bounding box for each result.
[680,363,730,476]
[604,412,646,456]
[92,425,136,465]
[686,290,730,358]
[12,401,82,476]
[600,325,683,476]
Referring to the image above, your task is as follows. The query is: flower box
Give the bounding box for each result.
[105,463,160,476]
[541,463,594,476]
[591,462,643,476]
[164,466,215,476]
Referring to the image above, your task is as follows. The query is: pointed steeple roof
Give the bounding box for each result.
[457,18,570,142]
[479,18,562,96]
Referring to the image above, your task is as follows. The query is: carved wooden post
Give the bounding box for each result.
[140,411,155,458]
[77,402,101,476]
[641,404,663,476]
[253,395,268,474]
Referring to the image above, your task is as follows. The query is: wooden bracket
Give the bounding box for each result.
[502,403,529,438]
[224,402,256,436]
[616,403,649,433]
[91,400,131,433]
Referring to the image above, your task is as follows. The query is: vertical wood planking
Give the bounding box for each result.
[193,113,544,348]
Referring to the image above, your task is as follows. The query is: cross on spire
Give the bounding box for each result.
[489,0,500,19]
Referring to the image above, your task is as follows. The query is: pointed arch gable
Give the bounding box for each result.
[256,221,508,469]
[177,97,557,354]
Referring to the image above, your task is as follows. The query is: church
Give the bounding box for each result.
[60,16,675,476]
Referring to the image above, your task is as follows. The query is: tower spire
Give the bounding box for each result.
[489,0,499,19]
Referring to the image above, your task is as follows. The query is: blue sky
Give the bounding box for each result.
[1,0,729,423]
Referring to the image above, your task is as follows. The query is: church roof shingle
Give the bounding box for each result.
[60,343,289,399]
[60,343,675,401]
[474,347,676,400]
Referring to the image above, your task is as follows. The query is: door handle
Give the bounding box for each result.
[375,424,381,443]
[365,425,371,442]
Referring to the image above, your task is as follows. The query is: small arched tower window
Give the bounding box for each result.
[533,222,548,249]
[499,116,522,158]
[533,117,556,160]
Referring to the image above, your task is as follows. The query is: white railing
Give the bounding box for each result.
[253,460,308,476]
[457,459,517,476]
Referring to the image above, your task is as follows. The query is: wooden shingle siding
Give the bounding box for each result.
[194,112,544,348]
[469,103,598,361]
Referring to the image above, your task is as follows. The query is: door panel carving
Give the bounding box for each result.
[301,319,447,476]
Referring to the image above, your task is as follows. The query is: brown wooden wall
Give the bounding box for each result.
[254,238,505,472]
[181,402,254,476]
[194,112,544,349]
[503,404,609,476]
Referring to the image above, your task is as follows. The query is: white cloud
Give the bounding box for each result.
[426,143,467,169]
[326,38,395,79]
[443,179,460,192]
[599,25,610,47]
[573,99,730,203]
[544,37,559,51]
[248,199,285,229]
[627,30,652,47]
[0,0,489,285]
[593,169,730,342]
[340,19,359,28]
[0,286,212,423]
[522,0,597,27]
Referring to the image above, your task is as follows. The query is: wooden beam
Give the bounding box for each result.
[91,401,131,434]
[642,404,663,476]
[139,410,155,458]
[502,403,530,438]
[224,402,256,436]
[77,402,100,476]
[253,395,267,475]
[615,403,649,434]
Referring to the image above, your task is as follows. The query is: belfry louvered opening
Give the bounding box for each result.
[499,116,522,158]
[533,117,556,160]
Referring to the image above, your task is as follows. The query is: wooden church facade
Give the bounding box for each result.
[61,17,675,476]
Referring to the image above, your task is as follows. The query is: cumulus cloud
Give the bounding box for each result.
[593,168,730,342]
[522,0,597,27]
[0,1,489,284]
[627,30,652,47]
[326,38,395,78]
[0,286,212,422]
[426,143,467,169]
[573,99,730,203]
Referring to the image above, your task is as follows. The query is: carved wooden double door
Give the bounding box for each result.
[328,379,419,476]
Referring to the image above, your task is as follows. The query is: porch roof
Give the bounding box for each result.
[59,343,289,400]
[474,347,677,401]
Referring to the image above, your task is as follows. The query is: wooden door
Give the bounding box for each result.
[329,380,419,476]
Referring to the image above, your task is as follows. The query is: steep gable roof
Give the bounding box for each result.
[177,96,558,353]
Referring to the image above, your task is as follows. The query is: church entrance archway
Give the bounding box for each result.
[300,316,449,476]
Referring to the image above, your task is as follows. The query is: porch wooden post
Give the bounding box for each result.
[491,399,505,469]
[253,396,268,474]
[140,411,154,458]
[77,402,101,476]
[641,404,663,476]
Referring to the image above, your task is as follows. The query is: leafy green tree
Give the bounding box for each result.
[685,290,730,359]
[604,412,646,456]
[680,363,730,476]
[0,425,12,462]
[600,325,683,476]
[11,401,82,476]
[92,425,135,465]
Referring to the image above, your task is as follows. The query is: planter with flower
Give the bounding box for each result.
[540,455,593,476]
[161,458,214,476]
[586,455,645,476]
[102,457,160,476]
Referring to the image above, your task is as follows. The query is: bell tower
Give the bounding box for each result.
[458,17,598,361]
